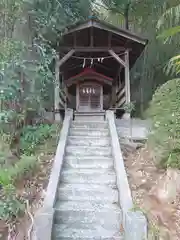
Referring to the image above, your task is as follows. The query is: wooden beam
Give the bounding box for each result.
[108,32,112,48]
[90,27,94,47]
[92,21,147,45]
[57,49,75,68]
[76,84,79,111]
[117,96,126,107]
[111,80,116,108]
[100,85,103,111]
[61,61,114,73]
[63,20,92,36]
[66,75,112,87]
[94,62,112,72]
[73,32,77,47]
[125,49,130,104]
[59,47,128,52]
[108,50,126,67]
[111,67,121,107]
[62,20,147,45]
[117,87,125,100]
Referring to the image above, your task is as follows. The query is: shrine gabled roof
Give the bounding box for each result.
[61,18,148,45]
[57,17,148,81]
[66,68,113,86]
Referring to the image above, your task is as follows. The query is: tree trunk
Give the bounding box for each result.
[124,3,131,30]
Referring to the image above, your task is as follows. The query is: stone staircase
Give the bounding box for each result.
[52,120,124,240]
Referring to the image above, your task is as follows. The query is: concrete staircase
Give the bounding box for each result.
[52,120,124,240]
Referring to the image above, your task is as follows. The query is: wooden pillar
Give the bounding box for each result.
[54,50,75,122]
[76,84,79,111]
[100,85,103,111]
[108,50,126,108]
[124,49,131,119]
[125,50,130,104]
[54,55,61,122]
[65,86,68,109]
[111,80,116,108]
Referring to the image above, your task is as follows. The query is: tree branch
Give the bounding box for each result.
[93,2,109,11]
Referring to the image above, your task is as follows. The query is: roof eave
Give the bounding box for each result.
[62,19,148,46]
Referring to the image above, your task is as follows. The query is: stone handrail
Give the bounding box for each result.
[32,108,73,240]
[106,110,147,240]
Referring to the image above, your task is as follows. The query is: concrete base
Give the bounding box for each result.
[122,113,130,119]
[44,111,54,122]
[74,111,105,121]
[54,112,63,123]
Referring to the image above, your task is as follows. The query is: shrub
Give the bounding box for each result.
[0,155,37,186]
[147,78,180,168]
[0,156,37,221]
[20,124,58,155]
[0,185,25,222]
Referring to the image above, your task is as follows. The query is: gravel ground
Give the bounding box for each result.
[122,145,180,240]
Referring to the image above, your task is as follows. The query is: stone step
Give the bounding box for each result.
[69,129,109,137]
[54,204,121,225]
[63,156,114,169]
[55,200,120,212]
[57,183,118,202]
[74,112,105,121]
[71,125,108,131]
[65,146,112,157]
[71,121,108,129]
[60,168,116,185]
[67,136,110,147]
[52,224,124,240]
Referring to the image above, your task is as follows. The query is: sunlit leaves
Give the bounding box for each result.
[157,26,180,42]
[165,55,180,76]
[157,4,180,30]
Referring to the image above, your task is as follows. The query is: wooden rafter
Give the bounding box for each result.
[59,47,128,52]
[108,32,112,47]
[92,21,147,45]
[90,27,94,47]
[57,49,75,68]
[108,50,126,68]
[73,32,77,47]
[62,19,147,45]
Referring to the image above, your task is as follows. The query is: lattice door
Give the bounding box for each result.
[78,83,102,111]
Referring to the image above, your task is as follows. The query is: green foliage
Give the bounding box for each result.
[157,4,180,30]
[147,4,180,169]
[165,54,180,76]
[25,0,94,45]
[123,102,135,113]
[0,0,24,38]
[0,0,89,224]
[0,185,25,222]
[101,0,180,115]
[0,155,37,185]
[20,124,57,155]
[147,78,180,168]
[0,123,59,222]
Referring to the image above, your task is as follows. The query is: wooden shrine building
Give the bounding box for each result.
[54,18,148,120]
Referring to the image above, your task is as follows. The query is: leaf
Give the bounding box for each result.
[157,4,180,29]
[165,55,180,76]
[157,25,180,40]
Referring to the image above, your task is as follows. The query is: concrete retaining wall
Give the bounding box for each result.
[106,111,147,240]
[32,109,73,240]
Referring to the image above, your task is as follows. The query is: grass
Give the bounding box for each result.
[0,123,61,224]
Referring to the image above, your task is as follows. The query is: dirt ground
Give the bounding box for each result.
[123,145,180,240]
